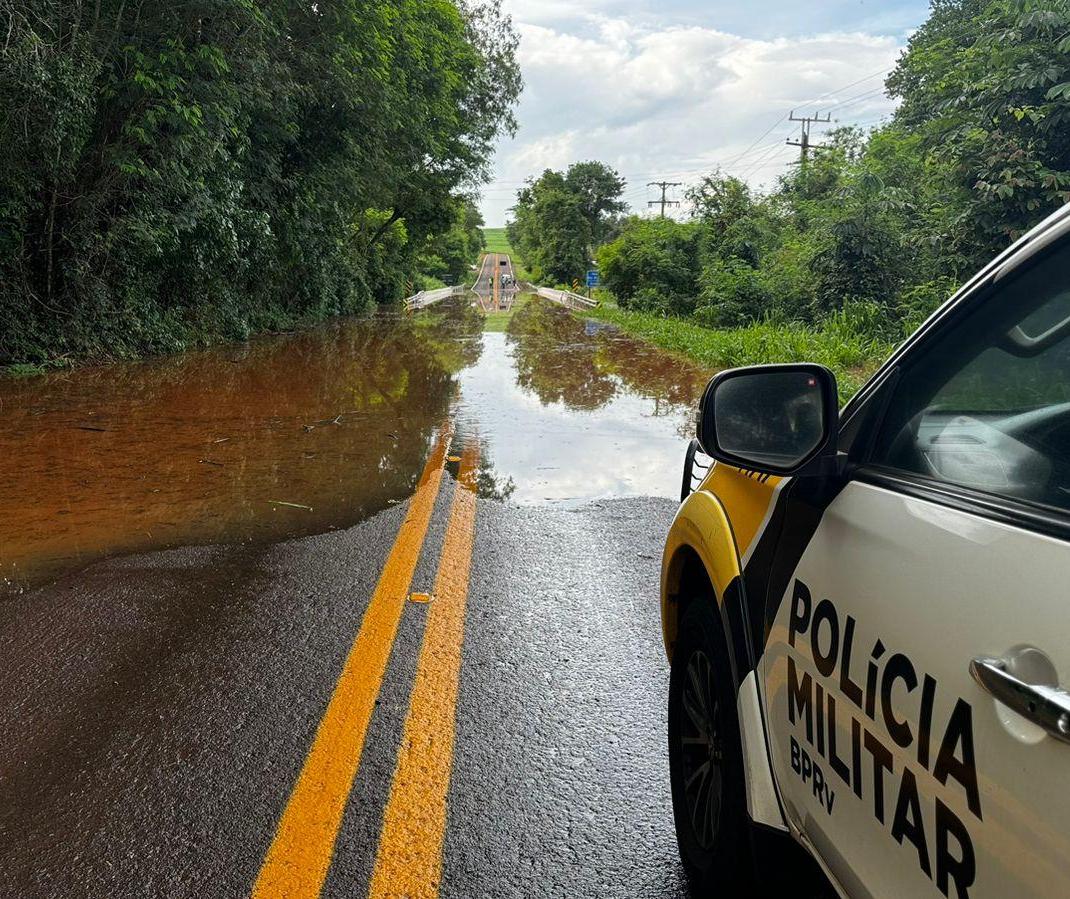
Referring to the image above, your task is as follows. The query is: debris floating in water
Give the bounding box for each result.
[269,500,313,511]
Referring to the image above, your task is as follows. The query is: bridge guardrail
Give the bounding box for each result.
[403,285,466,313]
[535,287,598,310]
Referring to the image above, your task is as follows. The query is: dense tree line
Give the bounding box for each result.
[507,161,626,284]
[0,0,519,364]
[580,0,1070,336]
[418,200,488,288]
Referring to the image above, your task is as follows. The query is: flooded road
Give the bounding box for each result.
[1,296,707,592]
[0,293,719,899]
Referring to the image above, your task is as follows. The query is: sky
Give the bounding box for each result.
[479,0,931,227]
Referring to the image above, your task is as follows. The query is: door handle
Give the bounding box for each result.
[970,656,1070,744]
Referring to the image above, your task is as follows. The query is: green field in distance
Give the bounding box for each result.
[482,228,513,255]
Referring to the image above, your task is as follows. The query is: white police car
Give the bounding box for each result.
[661,203,1070,897]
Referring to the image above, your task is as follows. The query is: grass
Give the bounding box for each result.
[482,292,532,332]
[482,228,513,254]
[480,228,533,281]
[577,298,896,399]
[3,361,60,377]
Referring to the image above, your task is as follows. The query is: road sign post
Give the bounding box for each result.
[586,270,600,298]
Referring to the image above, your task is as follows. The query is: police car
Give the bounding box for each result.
[662,203,1070,898]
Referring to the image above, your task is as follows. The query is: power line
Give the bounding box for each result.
[737,141,793,181]
[484,66,900,214]
[716,115,790,170]
[823,86,888,115]
[805,66,892,105]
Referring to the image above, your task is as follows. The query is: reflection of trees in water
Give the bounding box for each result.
[446,429,515,503]
[475,453,516,502]
[411,298,485,375]
[506,299,707,436]
[593,320,708,438]
[0,298,487,585]
[506,300,618,409]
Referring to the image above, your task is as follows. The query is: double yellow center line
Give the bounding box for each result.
[369,442,479,897]
[252,431,479,899]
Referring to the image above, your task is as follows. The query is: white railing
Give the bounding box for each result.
[535,286,598,309]
[403,285,466,312]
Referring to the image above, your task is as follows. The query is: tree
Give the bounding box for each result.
[810,171,908,312]
[419,197,485,285]
[887,0,1070,264]
[564,161,627,245]
[508,0,1070,340]
[0,0,522,364]
[507,161,625,283]
[687,172,754,232]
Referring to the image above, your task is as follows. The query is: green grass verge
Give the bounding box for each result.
[482,292,532,333]
[577,301,896,399]
[2,361,64,377]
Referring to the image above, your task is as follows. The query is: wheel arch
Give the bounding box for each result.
[661,490,744,672]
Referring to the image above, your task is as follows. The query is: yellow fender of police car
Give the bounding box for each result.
[661,464,783,662]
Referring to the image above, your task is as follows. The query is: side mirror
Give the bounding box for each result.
[697,364,839,477]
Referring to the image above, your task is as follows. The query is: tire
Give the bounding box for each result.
[668,599,753,896]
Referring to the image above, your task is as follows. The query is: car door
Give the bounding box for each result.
[761,235,1070,898]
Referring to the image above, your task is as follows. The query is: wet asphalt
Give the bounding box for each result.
[0,296,710,898]
[0,461,690,899]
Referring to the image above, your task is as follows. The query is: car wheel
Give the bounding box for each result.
[668,599,752,895]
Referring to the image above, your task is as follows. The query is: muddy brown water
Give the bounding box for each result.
[0,297,708,592]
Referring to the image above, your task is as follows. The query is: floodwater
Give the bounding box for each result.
[0,297,708,591]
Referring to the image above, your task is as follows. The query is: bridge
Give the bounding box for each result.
[404,254,597,315]
[472,253,518,312]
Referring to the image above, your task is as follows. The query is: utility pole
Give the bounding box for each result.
[648,181,683,218]
[786,111,832,166]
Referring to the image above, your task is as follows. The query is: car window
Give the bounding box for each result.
[872,238,1070,513]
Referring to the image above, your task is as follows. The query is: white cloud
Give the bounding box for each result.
[479,10,912,226]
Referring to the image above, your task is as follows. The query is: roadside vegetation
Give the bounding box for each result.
[507,162,626,285]
[582,298,892,399]
[508,0,1070,392]
[0,1,520,368]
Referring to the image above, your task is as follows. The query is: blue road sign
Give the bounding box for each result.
[586,270,600,288]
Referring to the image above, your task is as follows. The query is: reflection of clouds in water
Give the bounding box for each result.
[456,333,696,506]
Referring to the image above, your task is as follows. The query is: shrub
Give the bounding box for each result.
[895,276,959,334]
[695,257,773,327]
[597,217,701,314]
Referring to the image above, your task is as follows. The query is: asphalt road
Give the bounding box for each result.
[473,253,517,311]
[0,447,690,899]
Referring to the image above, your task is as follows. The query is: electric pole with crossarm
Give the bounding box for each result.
[648,181,683,218]
[786,111,832,166]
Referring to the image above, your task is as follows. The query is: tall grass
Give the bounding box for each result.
[581,302,897,399]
